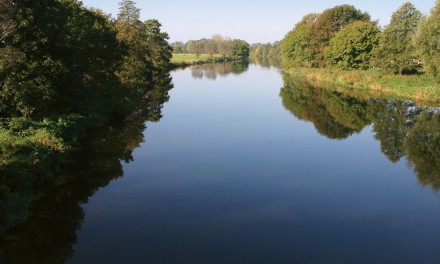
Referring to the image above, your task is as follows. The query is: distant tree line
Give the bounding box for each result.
[170,35,250,59]
[281,2,440,80]
[250,42,281,59]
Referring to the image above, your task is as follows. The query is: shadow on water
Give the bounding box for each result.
[0,73,173,264]
[280,73,440,191]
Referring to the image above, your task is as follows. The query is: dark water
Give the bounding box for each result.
[3,62,440,263]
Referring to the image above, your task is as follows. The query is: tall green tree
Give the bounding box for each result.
[144,19,172,73]
[115,0,148,92]
[281,13,318,68]
[325,21,380,70]
[116,0,140,26]
[374,2,422,75]
[309,5,371,67]
[231,39,250,60]
[416,0,440,81]
[0,0,123,118]
[0,0,16,42]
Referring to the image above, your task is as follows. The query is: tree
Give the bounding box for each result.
[231,39,250,59]
[0,0,123,117]
[117,0,140,25]
[309,5,371,67]
[144,19,172,73]
[0,0,16,42]
[281,13,318,68]
[115,0,151,92]
[416,0,440,81]
[204,39,218,57]
[374,3,422,75]
[171,41,184,53]
[186,40,204,57]
[218,37,232,58]
[325,21,380,70]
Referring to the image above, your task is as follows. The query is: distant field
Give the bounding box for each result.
[172,54,223,62]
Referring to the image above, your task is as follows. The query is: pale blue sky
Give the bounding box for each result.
[81,0,434,43]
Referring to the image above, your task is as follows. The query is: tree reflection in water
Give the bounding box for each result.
[0,73,173,264]
[250,56,282,69]
[190,61,249,80]
[280,74,440,191]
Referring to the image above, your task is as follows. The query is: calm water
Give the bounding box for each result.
[6,62,440,263]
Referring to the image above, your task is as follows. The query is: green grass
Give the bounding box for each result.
[287,67,440,105]
[171,53,224,63]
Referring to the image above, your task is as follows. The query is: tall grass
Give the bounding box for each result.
[287,68,440,105]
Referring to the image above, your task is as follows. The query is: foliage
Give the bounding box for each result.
[170,41,184,53]
[183,35,249,60]
[325,21,380,70]
[0,72,174,261]
[281,1,440,82]
[0,0,174,247]
[115,1,172,95]
[281,14,318,68]
[144,19,173,72]
[374,3,422,75]
[285,67,440,103]
[250,42,281,59]
[308,5,371,67]
[0,0,125,119]
[231,39,250,59]
[0,0,16,42]
[416,0,440,81]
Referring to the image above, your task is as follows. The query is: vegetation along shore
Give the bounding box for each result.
[280,2,440,103]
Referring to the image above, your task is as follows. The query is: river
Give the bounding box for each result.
[4,62,440,263]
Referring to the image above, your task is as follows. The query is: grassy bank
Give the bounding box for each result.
[172,54,224,62]
[287,67,440,105]
[170,54,238,68]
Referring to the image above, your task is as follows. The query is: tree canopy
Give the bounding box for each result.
[182,35,250,59]
[308,5,371,67]
[281,2,440,78]
[0,0,172,118]
[416,0,440,80]
[374,2,422,75]
[281,14,317,68]
[325,21,380,70]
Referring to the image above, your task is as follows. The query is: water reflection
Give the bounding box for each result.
[190,61,249,80]
[0,73,173,264]
[250,56,282,69]
[280,74,440,190]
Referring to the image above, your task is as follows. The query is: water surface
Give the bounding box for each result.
[7,62,440,263]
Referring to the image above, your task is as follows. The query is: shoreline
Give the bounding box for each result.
[285,67,440,106]
[169,55,244,70]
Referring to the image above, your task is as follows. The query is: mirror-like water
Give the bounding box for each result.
[3,63,440,264]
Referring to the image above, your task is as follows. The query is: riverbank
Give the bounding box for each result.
[286,67,440,105]
[170,54,240,69]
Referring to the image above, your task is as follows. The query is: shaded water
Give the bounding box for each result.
[3,62,440,263]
